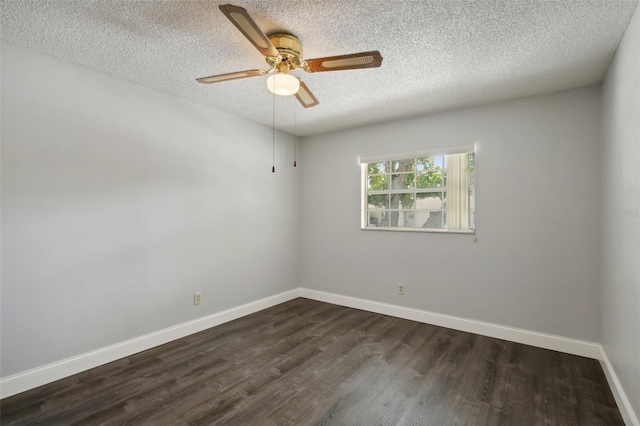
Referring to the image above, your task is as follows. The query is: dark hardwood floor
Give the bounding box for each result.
[0,298,624,425]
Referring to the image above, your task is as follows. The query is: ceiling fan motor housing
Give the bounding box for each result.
[267,34,303,69]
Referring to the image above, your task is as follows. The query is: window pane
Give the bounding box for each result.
[368,161,389,174]
[389,193,415,209]
[367,175,388,191]
[399,193,415,209]
[368,211,389,227]
[390,173,414,190]
[415,210,445,229]
[433,155,444,169]
[391,159,414,173]
[399,210,416,227]
[416,192,444,209]
[417,155,443,171]
[416,157,431,171]
[389,210,400,227]
[416,170,444,188]
[367,194,389,209]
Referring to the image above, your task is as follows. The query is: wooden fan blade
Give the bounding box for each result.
[304,50,383,72]
[219,4,279,58]
[196,69,267,84]
[295,79,319,108]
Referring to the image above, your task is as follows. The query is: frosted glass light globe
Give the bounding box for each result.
[267,73,300,96]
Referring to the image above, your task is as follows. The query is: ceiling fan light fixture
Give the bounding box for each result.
[267,73,300,96]
[197,5,383,108]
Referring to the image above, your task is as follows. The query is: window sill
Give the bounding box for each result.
[361,227,475,234]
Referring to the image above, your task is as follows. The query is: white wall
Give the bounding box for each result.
[299,86,602,342]
[601,3,640,422]
[0,42,300,377]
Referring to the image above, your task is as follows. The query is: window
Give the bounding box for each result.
[360,145,475,232]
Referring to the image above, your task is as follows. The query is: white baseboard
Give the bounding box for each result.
[299,288,601,359]
[599,346,640,426]
[2,287,622,411]
[0,289,300,399]
[303,287,636,423]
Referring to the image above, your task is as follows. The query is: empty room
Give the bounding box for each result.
[1,1,639,425]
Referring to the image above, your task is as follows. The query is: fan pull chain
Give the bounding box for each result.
[293,101,297,167]
[272,83,276,173]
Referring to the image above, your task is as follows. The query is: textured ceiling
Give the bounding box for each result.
[2,0,638,136]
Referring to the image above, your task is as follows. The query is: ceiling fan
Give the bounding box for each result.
[196,4,383,108]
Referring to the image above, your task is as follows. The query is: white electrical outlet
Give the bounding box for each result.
[194,292,202,305]
[398,284,405,295]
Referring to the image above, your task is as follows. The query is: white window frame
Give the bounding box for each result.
[360,144,476,234]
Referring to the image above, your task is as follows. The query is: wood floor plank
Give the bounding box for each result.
[0,299,624,425]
